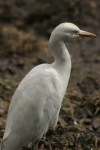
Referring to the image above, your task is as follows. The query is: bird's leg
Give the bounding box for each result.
[31,140,39,150]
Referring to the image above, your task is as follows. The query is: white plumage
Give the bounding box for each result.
[0,23,96,150]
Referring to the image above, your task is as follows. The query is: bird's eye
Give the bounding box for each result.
[73,30,78,34]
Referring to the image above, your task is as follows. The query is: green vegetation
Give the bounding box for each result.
[0,78,19,92]
[71,72,92,79]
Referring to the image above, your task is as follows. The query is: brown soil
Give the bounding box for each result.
[0,0,100,150]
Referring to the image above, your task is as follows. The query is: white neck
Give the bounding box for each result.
[48,32,71,75]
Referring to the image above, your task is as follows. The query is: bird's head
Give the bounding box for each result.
[51,23,97,41]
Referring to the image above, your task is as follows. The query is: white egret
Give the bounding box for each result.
[0,23,96,150]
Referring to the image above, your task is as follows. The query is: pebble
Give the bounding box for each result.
[84,145,90,150]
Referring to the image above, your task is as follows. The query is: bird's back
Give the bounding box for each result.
[1,63,65,150]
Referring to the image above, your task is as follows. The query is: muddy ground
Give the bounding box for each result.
[0,0,100,150]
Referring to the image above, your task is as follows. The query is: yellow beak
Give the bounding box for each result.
[77,30,97,38]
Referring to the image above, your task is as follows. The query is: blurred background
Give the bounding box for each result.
[0,0,100,149]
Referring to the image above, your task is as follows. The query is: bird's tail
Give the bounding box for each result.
[0,141,10,150]
[0,141,2,150]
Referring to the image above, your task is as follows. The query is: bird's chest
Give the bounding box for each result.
[45,68,66,101]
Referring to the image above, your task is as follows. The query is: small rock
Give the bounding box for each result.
[93,117,100,128]
[84,145,90,150]
[86,126,93,131]
[44,141,49,148]
[0,109,5,117]
[68,142,74,147]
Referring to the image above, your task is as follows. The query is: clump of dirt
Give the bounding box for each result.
[0,25,46,56]
[0,25,51,81]
[77,77,100,94]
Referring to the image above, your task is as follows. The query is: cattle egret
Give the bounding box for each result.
[0,23,97,150]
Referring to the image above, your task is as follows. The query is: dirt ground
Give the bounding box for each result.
[0,0,100,149]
